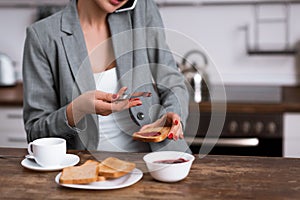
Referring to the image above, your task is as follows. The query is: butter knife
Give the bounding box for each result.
[116,92,152,101]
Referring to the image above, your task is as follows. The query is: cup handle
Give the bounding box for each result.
[27,142,34,156]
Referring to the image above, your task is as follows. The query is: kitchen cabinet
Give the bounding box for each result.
[283,113,300,158]
[0,107,27,148]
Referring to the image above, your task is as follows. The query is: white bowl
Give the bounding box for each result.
[143,151,195,182]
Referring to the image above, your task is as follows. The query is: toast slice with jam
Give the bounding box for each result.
[133,127,171,142]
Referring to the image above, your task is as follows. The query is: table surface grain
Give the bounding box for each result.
[0,148,300,200]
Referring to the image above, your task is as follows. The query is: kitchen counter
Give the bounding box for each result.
[1,148,300,199]
[1,83,300,113]
[0,82,23,106]
[197,86,300,113]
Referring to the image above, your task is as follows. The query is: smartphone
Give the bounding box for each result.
[115,0,138,13]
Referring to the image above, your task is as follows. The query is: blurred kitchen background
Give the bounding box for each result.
[0,0,300,158]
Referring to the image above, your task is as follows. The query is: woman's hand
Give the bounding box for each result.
[66,87,142,126]
[139,112,184,141]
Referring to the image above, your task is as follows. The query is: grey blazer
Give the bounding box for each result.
[23,0,191,153]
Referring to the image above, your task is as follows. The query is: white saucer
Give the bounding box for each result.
[21,154,80,172]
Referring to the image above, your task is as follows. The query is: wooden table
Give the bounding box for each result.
[0,148,300,199]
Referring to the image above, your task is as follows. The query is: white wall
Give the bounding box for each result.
[1,1,300,86]
[0,0,68,81]
[0,7,36,81]
[158,2,300,85]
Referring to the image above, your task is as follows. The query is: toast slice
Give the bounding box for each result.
[133,127,171,142]
[59,160,99,184]
[98,157,136,178]
[83,160,106,181]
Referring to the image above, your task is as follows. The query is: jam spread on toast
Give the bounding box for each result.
[136,131,161,137]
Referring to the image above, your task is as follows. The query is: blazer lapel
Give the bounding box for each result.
[61,33,95,95]
[60,0,98,133]
[108,12,133,92]
[61,1,133,94]
[60,0,95,95]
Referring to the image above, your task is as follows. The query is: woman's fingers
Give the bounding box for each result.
[94,87,128,103]
[164,112,183,141]
[69,89,143,120]
[128,98,142,107]
[111,98,142,112]
[117,87,128,98]
[94,90,118,103]
[139,112,184,141]
[172,121,184,140]
[139,118,162,132]
[91,87,142,115]
[94,97,142,115]
[140,124,152,132]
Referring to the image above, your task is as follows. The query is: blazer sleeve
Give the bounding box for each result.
[142,0,192,154]
[22,26,79,143]
[144,0,190,129]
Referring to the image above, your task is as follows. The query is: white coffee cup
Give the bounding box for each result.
[27,137,66,168]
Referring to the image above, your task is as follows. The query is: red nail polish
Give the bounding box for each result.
[146,92,152,97]
[112,94,118,99]
[168,133,173,139]
[132,98,140,101]
[174,120,179,125]
[137,103,142,106]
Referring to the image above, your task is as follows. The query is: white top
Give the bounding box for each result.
[93,68,150,152]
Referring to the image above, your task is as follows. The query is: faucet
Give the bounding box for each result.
[178,50,209,103]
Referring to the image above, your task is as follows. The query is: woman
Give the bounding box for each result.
[23,0,190,152]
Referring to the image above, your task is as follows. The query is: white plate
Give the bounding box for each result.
[21,154,80,172]
[55,168,143,190]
